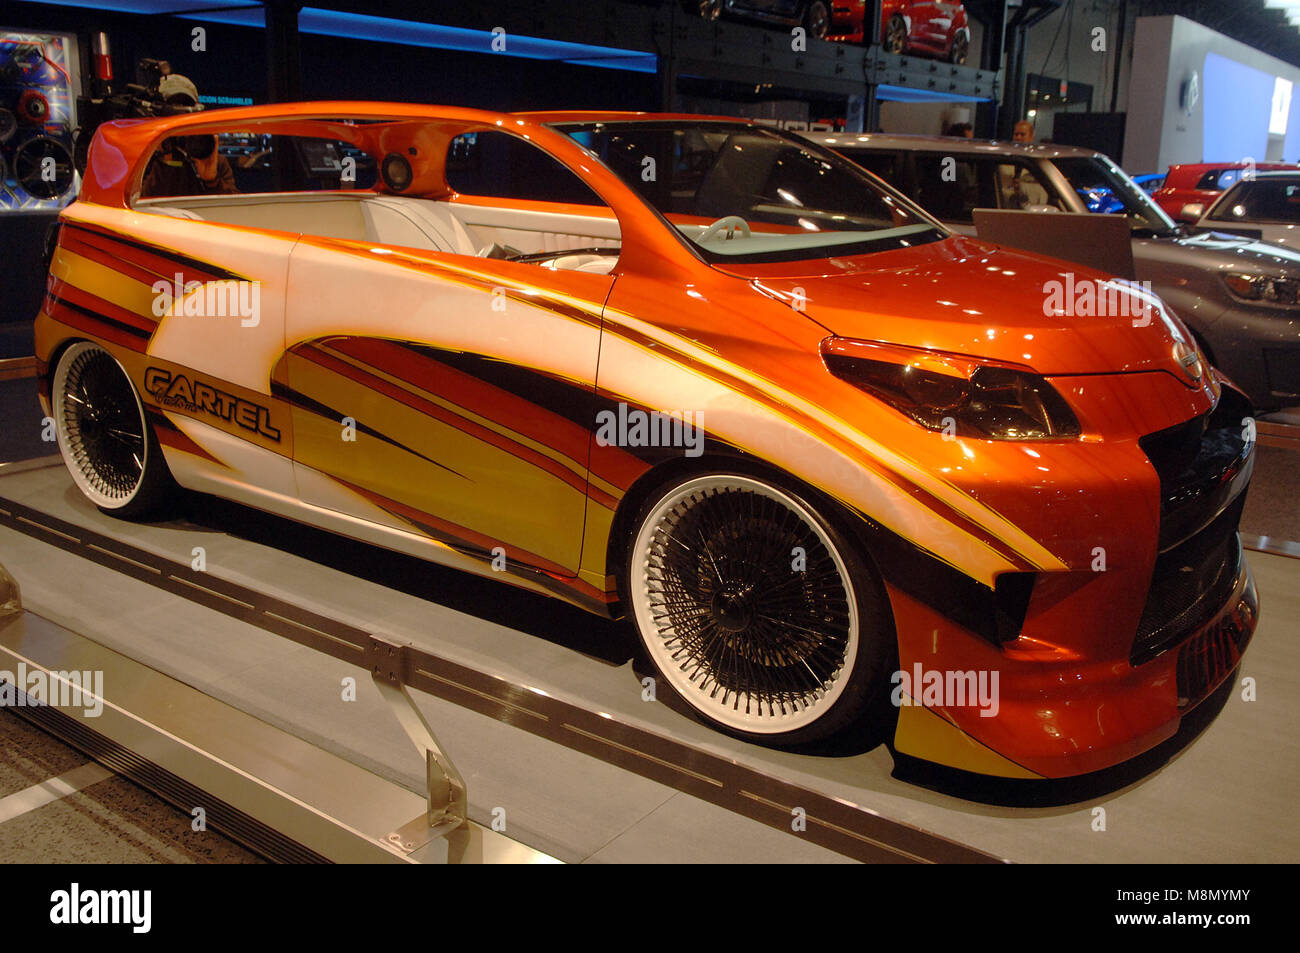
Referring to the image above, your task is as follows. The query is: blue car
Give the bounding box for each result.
[1077,173,1165,213]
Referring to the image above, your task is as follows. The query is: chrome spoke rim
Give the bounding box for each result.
[632,476,858,733]
[57,345,146,505]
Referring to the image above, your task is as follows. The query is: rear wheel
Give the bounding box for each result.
[687,0,722,21]
[804,1,831,40]
[949,29,970,65]
[624,472,895,745]
[884,14,908,54]
[53,341,175,518]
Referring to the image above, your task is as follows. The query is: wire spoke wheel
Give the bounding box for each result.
[629,474,862,735]
[54,343,150,508]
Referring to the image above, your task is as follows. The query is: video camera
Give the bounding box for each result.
[73,57,205,173]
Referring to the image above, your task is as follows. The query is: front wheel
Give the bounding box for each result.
[53,341,176,518]
[624,472,895,745]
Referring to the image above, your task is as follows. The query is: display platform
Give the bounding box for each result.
[1,457,1296,863]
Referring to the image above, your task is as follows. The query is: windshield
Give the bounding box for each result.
[1052,155,1179,237]
[552,121,946,263]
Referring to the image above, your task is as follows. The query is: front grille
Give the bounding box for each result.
[1132,495,1244,665]
[1132,385,1253,667]
[1138,386,1252,551]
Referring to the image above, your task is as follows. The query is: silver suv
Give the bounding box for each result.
[807,132,1300,411]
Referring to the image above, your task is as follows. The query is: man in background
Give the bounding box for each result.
[140,74,237,197]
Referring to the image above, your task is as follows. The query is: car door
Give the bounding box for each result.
[907,1,944,51]
[121,188,296,499]
[280,128,616,577]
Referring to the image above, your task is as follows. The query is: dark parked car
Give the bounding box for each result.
[684,1,833,38]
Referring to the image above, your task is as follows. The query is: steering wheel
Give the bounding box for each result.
[697,215,752,243]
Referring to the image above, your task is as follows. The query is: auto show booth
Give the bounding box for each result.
[0,0,1296,872]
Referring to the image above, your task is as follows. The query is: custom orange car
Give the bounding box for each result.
[35,103,1257,780]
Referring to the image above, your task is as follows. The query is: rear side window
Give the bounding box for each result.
[1195,169,1243,191]
[840,148,905,186]
[137,130,377,199]
[446,131,602,205]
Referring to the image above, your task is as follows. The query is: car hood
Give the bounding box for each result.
[1170,230,1300,273]
[719,235,1198,378]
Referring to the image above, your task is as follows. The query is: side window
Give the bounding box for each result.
[1190,170,1222,191]
[993,161,1061,211]
[446,131,603,205]
[137,130,377,199]
[911,153,988,223]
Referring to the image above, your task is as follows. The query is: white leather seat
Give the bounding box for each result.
[360,196,481,255]
[134,194,617,271]
[544,253,618,275]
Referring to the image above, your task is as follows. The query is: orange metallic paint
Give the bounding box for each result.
[36,103,1259,782]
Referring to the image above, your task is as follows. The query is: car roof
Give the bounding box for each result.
[801,130,1104,160]
[1168,161,1300,173]
[516,110,754,125]
[1229,170,1300,180]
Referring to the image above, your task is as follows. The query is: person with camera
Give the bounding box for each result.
[140,74,236,197]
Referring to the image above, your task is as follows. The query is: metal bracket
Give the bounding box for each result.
[367,635,468,854]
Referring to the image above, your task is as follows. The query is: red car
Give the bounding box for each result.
[685,1,970,64]
[828,0,970,63]
[1152,161,1300,224]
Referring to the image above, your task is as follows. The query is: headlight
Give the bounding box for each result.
[1223,273,1300,306]
[821,337,1082,440]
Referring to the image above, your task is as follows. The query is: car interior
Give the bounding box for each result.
[132,125,623,274]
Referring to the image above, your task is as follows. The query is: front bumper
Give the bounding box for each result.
[889,380,1259,780]
[890,552,1257,779]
